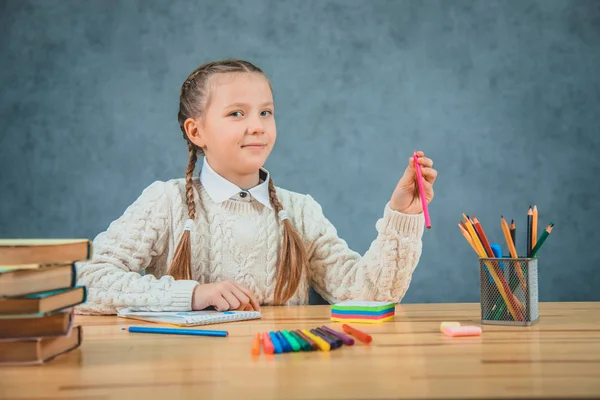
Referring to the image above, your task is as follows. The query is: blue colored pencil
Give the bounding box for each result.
[123,326,228,337]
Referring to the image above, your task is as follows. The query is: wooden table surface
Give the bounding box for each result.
[1,302,599,399]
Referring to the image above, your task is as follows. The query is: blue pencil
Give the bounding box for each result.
[123,326,228,337]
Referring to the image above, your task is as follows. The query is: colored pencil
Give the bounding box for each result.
[123,326,227,337]
[527,207,533,258]
[414,151,431,229]
[472,216,495,257]
[510,220,516,250]
[532,205,538,251]
[501,216,527,294]
[531,222,554,258]
[458,223,476,251]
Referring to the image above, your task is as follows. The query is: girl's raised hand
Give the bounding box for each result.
[390,151,437,215]
[192,280,261,311]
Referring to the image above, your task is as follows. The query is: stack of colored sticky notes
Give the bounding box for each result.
[330,301,395,323]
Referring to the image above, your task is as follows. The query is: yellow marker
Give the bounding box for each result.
[301,329,330,352]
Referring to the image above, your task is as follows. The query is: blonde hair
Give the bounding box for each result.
[166,59,308,305]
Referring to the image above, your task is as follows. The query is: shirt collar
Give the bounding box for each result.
[199,157,272,210]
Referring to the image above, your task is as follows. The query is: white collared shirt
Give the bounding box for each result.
[199,157,272,210]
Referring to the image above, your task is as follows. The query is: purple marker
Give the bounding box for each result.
[321,325,355,346]
[311,328,339,349]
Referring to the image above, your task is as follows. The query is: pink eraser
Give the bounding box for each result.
[443,326,482,337]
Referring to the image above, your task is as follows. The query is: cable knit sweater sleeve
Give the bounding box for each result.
[302,195,424,304]
[75,181,199,315]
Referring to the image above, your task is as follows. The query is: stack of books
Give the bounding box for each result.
[0,239,91,365]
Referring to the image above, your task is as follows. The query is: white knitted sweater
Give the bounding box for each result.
[75,178,424,315]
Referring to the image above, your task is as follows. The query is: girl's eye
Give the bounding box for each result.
[229,111,243,117]
[261,110,273,117]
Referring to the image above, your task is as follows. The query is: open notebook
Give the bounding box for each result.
[117,309,261,327]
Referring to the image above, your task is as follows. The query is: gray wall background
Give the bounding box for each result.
[1,0,599,303]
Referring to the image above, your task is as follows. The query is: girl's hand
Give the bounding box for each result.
[390,151,437,215]
[192,280,261,312]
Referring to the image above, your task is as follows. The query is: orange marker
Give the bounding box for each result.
[251,332,261,356]
[261,331,274,354]
[342,324,372,343]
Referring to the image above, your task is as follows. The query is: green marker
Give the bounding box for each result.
[289,330,311,351]
[531,222,554,258]
[282,330,301,352]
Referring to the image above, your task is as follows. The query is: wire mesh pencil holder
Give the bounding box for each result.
[479,257,539,326]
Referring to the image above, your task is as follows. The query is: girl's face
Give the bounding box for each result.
[189,72,276,177]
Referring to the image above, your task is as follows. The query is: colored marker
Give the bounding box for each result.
[414,151,431,229]
[251,332,261,356]
[261,331,275,354]
[301,329,330,351]
[275,331,292,352]
[281,330,301,352]
[320,325,354,346]
[342,324,372,343]
[311,328,336,349]
[289,330,312,351]
[315,328,342,349]
[295,329,318,350]
[122,326,227,337]
[268,331,283,354]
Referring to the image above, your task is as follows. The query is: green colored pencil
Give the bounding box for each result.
[531,222,554,258]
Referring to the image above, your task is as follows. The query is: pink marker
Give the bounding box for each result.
[443,326,482,337]
[413,151,431,229]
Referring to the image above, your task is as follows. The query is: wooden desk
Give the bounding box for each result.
[1,303,599,399]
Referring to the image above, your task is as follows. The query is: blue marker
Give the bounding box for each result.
[268,331,283,353]
[275,331,292,352]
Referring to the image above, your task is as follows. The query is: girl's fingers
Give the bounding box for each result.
[420,167,438,183]
[236,284,261,311]
[220,290,241,310]
[213,295,231,312]
[229,285,251,310]
[418,157,433,168]
[408,155,434,169]
[421,180,434,200]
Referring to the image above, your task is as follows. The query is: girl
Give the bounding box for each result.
[75,59,437,315]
